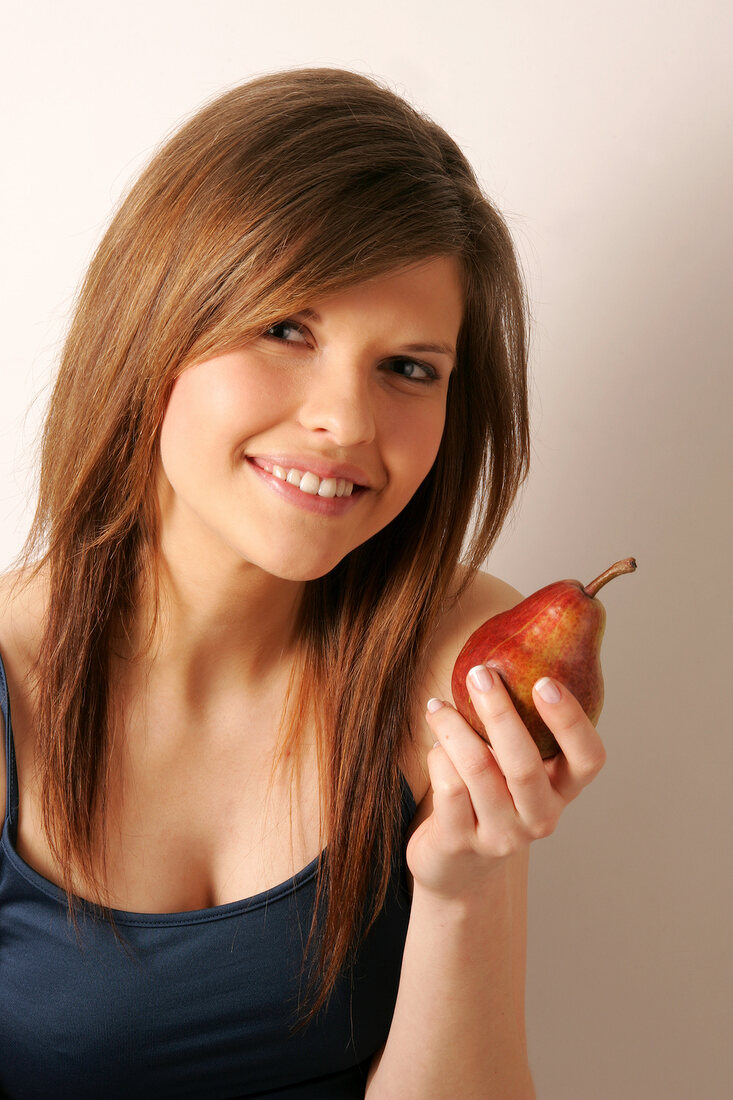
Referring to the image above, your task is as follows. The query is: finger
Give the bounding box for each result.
[425,735,478,842]
[532,677,607,802]
[466,665,555,829]
[426,698,516,825]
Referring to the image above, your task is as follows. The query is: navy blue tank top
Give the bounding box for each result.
[0,651,415,1098]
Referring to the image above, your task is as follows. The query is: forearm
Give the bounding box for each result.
[366,849,535,1100]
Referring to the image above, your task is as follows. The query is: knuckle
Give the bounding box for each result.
[506,761,540,788]
[528,817,556,840]
[489,832,520,859]
[475,823,518,859]
[576,746,607,779]
[485,705,516,729]
[562,712,589,738]
[461,751,493,779]
[435,777,465,800]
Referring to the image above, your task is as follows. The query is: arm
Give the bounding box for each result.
[366,667,606,1099]
[367,850,533,1099]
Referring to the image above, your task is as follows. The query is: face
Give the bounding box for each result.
[156,256,463,582]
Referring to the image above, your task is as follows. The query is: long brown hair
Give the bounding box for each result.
[12,67,530,1024]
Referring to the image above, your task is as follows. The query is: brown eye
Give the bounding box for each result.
[264,320,309,343]
[388,357,439,384]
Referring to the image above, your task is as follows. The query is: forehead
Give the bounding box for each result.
[307,256,464,334]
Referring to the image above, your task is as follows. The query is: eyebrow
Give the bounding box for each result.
[296,308,456,362]
[402,341,456,359]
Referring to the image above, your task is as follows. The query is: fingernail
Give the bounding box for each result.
[468,665,495,692]
[427,697,445,713]
[535,676,561,703]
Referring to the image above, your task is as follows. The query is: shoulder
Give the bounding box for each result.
[0,566,48,822]
[429,564,524,676]
[402,563,524,805]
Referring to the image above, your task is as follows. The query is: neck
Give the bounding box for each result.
[119,544,306,706]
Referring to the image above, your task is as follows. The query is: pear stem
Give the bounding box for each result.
[583,557,637,598]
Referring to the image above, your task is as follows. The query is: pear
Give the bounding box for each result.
[451,558,637,759]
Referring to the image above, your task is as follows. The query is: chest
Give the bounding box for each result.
[16,693,325,913]
[10,641,428,915]
[2,798,411,1100]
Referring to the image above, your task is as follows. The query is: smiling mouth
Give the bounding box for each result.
[245,457,369,515]
[249,459,367,499]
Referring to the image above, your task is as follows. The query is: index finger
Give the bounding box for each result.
[466,665,554,822]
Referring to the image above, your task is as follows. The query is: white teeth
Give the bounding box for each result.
[298,471,321,495]
[261,462,355,497]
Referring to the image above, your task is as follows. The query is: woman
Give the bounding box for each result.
[0,68,606,1098]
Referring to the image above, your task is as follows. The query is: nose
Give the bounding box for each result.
[296,359,376,447]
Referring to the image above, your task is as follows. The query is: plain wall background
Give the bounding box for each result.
[1,2,731,1096]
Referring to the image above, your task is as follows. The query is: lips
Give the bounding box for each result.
[246,457,368,516]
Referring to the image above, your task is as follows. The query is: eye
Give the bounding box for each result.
[387,357,440,384]
[263,320,309,344]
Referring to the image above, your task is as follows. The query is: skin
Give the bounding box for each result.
[0,256,467,912]
[0,253,607,1096]
[366,671,606,1100]
[418,670,606,896]
[152,252,607,1097]
[147,255,463,689]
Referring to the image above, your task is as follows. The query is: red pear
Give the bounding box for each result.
[451,558,637,759]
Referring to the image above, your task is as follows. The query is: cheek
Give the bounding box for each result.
[159,377,201,477]
[386,400,447,499]
[159,366,247,477]
[411,400,448,465]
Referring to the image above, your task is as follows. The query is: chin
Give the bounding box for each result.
[246,549,346,584]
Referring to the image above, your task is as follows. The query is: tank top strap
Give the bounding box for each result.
[0,649,20,841]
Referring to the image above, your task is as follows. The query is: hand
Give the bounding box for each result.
[405,665,607,900]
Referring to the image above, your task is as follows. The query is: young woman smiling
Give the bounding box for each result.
[0,68,606,1099]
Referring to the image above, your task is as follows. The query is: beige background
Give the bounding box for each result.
[1,2,731,1096]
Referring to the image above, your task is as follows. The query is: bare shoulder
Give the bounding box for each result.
[430,564,525,671]
[402,563,524,805]
[0,565,47,663]
[0,566,48,821]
